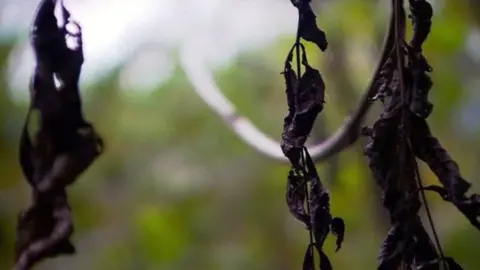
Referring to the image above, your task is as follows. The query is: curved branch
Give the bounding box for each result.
[179,11,395,163]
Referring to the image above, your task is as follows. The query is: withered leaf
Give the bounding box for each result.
[319,249,333,270]
[410,116,472,197]
[407,47,434,119]
[302,244,315,270]
[286,169,310,226]
[16,206,59,257]
[411,223,437,267]
[408,0,433,50]
[283,60,298,128]
[15,194,75,270]
[421,185,480,230]
[310,189,332,251]
[360,1,473,269]
[15,1,103,269]
[302,244,332,270]
[378,225,406,270]
[281,57,301,164]
[291,0,328,51]
[304,148,342,257]
[296,64,325,117]
[330,217,345,252]
[281,45,325,166]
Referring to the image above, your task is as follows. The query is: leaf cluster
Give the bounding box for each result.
[281,1,344,269]
[282,1,479,269]
[361,1,480,269]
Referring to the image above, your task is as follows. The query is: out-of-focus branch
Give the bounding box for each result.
[179,10,395,163]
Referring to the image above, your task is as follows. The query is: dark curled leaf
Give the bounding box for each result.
[408,0,433,50]
[291,0,328,51]
[30,0,63,66]
[310,189,332,250]
[408,48,433,119]
[297,64,326,116]
[282,56,298,128]
[281,45,325,165]
[408,46,432,73]
[15,192,75,270]
[330,217,345,252]
[421,185,480,230]
[303,244,315,270]
[16,208,75,256]
[304,149,338,253]
[281,53,300,164]
[410,116,472,198]
[15,1,103,269]
[286,169,310,226]
[377,225,406,270]
[410,222,438,269]
[291,65,326,147]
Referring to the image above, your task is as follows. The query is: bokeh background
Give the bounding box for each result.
[1,0,480,269]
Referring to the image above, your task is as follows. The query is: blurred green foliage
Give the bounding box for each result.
[1,1,479,269]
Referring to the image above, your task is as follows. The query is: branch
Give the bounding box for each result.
[179,9,395,163]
